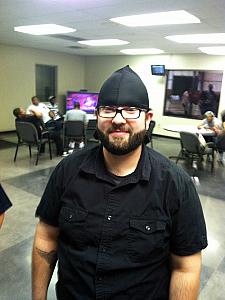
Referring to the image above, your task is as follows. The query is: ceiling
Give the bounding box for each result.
[1,0,225,56]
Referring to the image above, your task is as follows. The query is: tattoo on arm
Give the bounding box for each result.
[36,248,58,269]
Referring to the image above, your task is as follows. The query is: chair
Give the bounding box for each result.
[177,131,215,174]
[63,120,86,150]
[14,121,52,165]
[215,133,225,164]
[145,120,156,148]
[86,119,98,142]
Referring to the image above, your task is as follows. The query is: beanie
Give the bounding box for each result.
[97,65,149,110]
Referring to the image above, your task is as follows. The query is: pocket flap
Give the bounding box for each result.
[60,207,88,222]
[130,219,166,234]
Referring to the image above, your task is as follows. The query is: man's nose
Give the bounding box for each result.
[112,111,126,124]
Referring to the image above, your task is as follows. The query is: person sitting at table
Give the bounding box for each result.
[197,111,222,131]
[197,111,223,147]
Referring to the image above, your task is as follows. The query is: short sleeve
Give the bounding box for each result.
[0,184,12,213]
[35,162,65,226]
[170,175,208,256]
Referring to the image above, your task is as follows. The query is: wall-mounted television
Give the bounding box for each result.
[66,91,99,114]
[151,65,166,76]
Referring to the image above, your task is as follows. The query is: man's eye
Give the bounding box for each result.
[125,108,138,113]
[103,108,114,113]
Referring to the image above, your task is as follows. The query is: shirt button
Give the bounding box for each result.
[69,214,73,219]
[145,225,151,231]
[107,215,112,221]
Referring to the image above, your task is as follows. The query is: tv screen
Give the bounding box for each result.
[151,65,165,76]
[66,91,99,114]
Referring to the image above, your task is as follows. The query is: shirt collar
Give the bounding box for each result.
[80,145,151,183]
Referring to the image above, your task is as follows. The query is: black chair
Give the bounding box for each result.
[145,120,156,148]
[63,120,86,150]
[215,133,225,164]
[14,121,52,165]
[177,131,215,174]
[86,119,98,142]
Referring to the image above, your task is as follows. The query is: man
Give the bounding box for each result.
[197,111,222,132]
[13,107,63,156]
[27,96,55,129]
[64,102,88,150]
[0,184,12,229]
[47,96,63,130]
[32,66,207,300]
[13,107,44,138]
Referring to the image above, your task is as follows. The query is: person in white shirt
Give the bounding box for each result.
[47,96,63,130]
[27,96,54,126]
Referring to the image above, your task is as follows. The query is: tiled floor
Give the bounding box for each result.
[0,133,225,299]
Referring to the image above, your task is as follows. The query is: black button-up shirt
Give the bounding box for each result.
[36,145,207,300]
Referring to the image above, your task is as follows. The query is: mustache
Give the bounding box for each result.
[106,124,132,134]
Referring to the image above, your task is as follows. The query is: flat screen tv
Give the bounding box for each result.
[66,91,99,114]
[151,65,166,76]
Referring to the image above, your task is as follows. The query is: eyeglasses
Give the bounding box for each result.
[97,106,147,119]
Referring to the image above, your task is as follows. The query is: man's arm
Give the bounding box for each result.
[0,213,5,228]
[32,220,59,300]
[169,252,202,300]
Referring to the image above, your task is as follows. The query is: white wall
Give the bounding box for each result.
[0,44,85,132]
[84,54,225,138]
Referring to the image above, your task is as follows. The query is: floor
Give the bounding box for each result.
[0,132,225,300]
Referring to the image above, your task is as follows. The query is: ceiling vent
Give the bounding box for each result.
[48,34,87,42]
[67,45,86,49]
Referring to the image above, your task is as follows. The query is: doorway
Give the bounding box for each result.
[35,64,57,102]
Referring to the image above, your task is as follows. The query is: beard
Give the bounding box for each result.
[96,124,147,155]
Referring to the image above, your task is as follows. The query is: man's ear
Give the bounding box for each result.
[145,111,153,128]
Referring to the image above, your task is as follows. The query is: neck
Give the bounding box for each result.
[103,145,142,176]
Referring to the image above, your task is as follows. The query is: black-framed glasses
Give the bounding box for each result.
[97,106,148,119]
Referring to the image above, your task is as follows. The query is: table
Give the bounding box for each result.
[163,125,215,136]
[163,124,215,164]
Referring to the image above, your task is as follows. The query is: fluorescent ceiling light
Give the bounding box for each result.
[166,33,225,43]
[199,46,225,55]
[14,24,76,35]
[78,39,129,46]
[110,10,200,27]
[120,48,164,55]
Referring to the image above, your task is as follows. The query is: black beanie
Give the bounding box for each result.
[97,65,149,110]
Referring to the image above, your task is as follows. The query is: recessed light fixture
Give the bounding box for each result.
[110,10,200,27]
[14,24,76,35]
[199,46,225,55]
[78,39,129,46]
[120,48,165,55]
[166,33,225,43]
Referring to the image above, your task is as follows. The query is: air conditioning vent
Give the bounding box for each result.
[48,34,87,42]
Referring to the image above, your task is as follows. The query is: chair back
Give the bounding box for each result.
[63,120,85,139]
[180,131,203,154]
[87,119,97,130]
[144,120,156,146]
[15,121,39,144]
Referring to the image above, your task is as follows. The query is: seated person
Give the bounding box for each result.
[47,96,63,130]
[26,96,58,130]
[0,184,12,229]
[64,102,88,151]
[197,111,222,131]
[13,107,63,156]
[197,111,223,144]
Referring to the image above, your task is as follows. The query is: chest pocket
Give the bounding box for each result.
[59,207,88,249]
[128,218,167,262]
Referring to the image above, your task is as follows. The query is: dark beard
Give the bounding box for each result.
[96,125,147,155]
